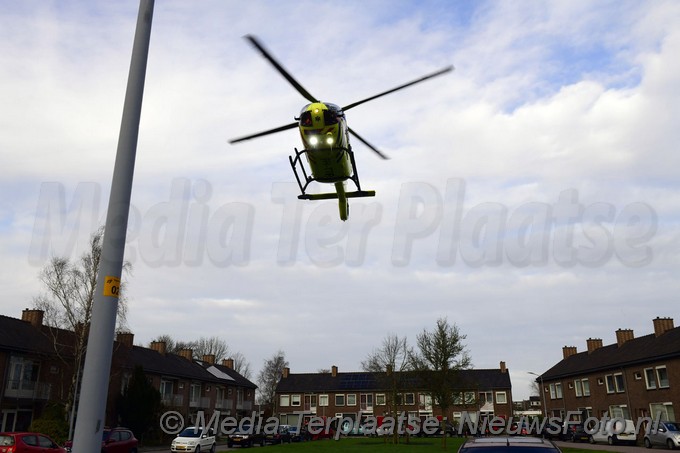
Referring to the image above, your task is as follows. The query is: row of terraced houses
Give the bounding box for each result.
[2,307,678,437]
[536,316,680,425]
[0,309,256,432]
[271,316,680,432]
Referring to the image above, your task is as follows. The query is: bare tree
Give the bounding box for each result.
[150,335,252,379]
[257,350,288,410]
[411,318,471,448]
[362,334,413,444]
[150,335,198,355]
[32,227,131,438]
[193,336,231,362]
[231,351,253,380]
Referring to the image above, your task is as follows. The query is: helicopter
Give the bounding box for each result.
[229,35,453,221]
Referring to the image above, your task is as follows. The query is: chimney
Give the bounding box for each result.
[178,348,193,361]
[615,329,635,346]
[282,367,290,378]
[222,358,234,369]
[150,341,167,355]
[386,364,393,375]
[500,361,507,373]
[117,332,134,348]
[22,309,44,328]
[563,346,578,359]
[653,317,675,337]
[202,354,215,364]
[331,365,338,377]
[586,338,603,354]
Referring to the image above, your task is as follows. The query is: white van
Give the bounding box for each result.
[589,418,636,446]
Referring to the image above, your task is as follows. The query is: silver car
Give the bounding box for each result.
[644,421,680,449]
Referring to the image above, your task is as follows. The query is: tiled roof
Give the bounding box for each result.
[1,313,257,390]
[114,344,222,382]
[199,361,257,389]
[0,314,74,356]
[276,369,511,393]
[540,327,680,380]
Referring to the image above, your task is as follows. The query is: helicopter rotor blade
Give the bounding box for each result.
[245,35,319,104]
[342,65,454,111]
[348,127,389,160]
[229,121,299,144]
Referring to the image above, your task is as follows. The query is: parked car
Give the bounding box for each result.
[264,425,292,444]
[556,421,589,442]
[227,425,264,448]
[288,426,304,441]
[458,436,562,452]
[644,420,680,449]
[588,419,637,446]
[0,433,66,453]
[64,427,138,453]
[509,421,530,436]
[170,427,215,453]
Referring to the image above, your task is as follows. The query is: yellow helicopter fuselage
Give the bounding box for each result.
[297,102,352,183]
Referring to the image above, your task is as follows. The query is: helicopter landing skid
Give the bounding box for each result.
[288,147,375,199]
[289,147,375,220]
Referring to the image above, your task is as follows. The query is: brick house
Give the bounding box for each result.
[274,362,513,429]
[0,309,256,432]
[535,316,680,423]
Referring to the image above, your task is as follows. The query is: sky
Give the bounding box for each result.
[2,0,680,401]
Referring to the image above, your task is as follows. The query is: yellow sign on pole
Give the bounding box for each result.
[103,276,121,298]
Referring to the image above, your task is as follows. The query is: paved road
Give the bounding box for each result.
[553,440,651,452]
[141,439,655,452]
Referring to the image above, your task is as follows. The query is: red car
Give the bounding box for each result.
[0,432,66,453]
[64,427,137,453]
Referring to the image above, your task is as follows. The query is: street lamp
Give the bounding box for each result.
[528,372,546,418]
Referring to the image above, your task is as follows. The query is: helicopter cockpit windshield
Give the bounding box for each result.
[298,103,344,127]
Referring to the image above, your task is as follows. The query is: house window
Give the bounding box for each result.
[464,392,476,404]
[657,367,670,388]
[495,392,507,404]
[304,394,317,411]
[190,384,201,404]
[335,394,345,406]
[280,395,290,407]
[574,379,590,397]
[578,407,593,419]
[479,391,493,405]
[360,394,374,411]
[347,394,357,406]
[614,374,625,392]
[609,405,630,419]
[549,383,562,399]
[8,356,40,391]
[160,380,173,400]
[645,368,657,389]
[291,394,301,406]
[404,393,415,405]
[376,394,386,406]
[605,374,624,393]
[453,392,463,405]
[319,395,329,407]
[650,402,675,420]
